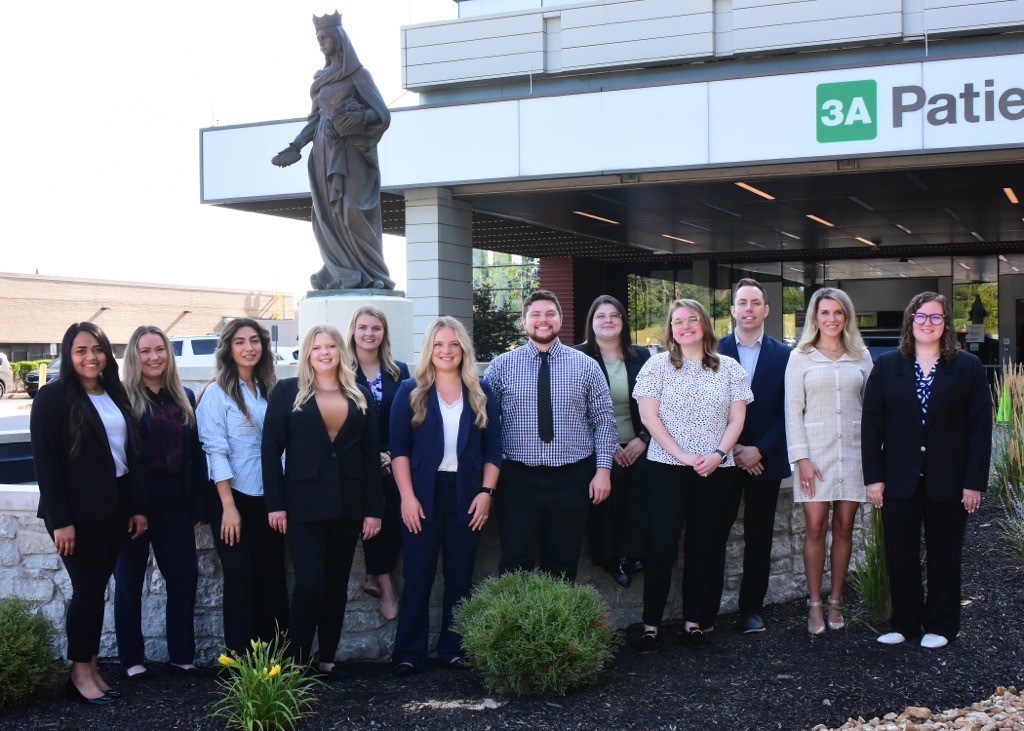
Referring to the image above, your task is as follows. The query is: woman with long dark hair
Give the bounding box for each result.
[863,292,991,648]
[31,323,147,704]
[633,300,751,651]
[196,318,288,654]
[390,317,502,674]
[113,326,207,678]
[263,324,382,679]
[574,295,651,588]
[347,305,410,620]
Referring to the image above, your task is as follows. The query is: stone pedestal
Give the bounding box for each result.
[297,290,415,364]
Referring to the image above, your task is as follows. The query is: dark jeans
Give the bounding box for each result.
[208,489,290,654]
[716,472,782,617]
[114,469,198,667]
[497,457,594,581]
[589,453,648,566]
[881,480,968,640]
[287,517,361,664]
[47,508,125,663]
[643,461,738,628]
[393,472,482,668]
[363,472,401,575]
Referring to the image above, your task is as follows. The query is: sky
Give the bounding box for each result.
[0,1,458,297]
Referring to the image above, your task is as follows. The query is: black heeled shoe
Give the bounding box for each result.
[603,559,632,589]
[65,676,114,706]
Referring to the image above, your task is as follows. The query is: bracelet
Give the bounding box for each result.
[714,449,727,460]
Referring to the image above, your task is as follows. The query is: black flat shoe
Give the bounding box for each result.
[603,560,631,589]
[394,662,417,677]
[627,558,646,575]
[125,666,155,681]
[167,664,206,678]
[638,629,659,654]
[447,656,469,669]
[683,627,711,648]
[321,664,354,683]
[102,688,123,698]
[65,676,114,706]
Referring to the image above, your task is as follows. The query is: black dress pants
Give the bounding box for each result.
[287,517,361,664]
[497,457,594,581]
[114,469,198,667]
[881,480,968,640]
[643,461,738,628]
[715,472,782,618]
[46,499,126,663]
[588,454,648,566]
[208,489,290,654]
[363,472,401,575]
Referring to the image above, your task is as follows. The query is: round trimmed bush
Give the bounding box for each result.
[0,597,62,708]
[453,570,619,697]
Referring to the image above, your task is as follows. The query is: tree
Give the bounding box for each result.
[473,284,523,360]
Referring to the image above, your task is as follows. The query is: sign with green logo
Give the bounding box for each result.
[816,80,877,142]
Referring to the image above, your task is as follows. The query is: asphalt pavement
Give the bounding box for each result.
[0,393,32,431]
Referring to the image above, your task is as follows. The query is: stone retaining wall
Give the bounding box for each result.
[0,481,867,663]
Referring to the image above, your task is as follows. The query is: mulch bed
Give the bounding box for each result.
[6,501,1022,731]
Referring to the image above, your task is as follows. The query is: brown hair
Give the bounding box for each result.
[664,299,720,371]
[733,278,768,304]
[522,289,562,317]
[203,318,277,421]
[580,294,638,361]
[898,291,959,363]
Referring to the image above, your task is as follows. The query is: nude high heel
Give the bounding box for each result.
[807,599,826,637]
[827,597,846,631]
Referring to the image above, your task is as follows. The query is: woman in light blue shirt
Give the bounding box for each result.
[197,318,289,654]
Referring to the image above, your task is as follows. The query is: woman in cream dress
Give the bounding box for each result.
[785,288,872,637]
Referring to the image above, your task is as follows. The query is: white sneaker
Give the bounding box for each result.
[877,632,906,645]
[920,633,948,649]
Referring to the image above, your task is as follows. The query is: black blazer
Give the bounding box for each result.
[717,333,793,481]
[355,360,410,452]
[861,350,992,502]
[137,388,209,523]
[30,378,146,529]
[261,377,383,522]
[573,343,651,442]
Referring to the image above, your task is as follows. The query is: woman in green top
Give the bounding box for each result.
[575,295,652,588]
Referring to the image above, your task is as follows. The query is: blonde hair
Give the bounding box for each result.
[796,287,866,357]
[123,325,196,428]
[410,317,488,429]
[294,324,367,413]
[347,305,401,381]
[663,299,720,371]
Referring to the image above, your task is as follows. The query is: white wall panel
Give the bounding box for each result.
[201,121,307,202]
[923,0,1024,34]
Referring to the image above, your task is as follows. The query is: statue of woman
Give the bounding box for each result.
[273,12,394,290]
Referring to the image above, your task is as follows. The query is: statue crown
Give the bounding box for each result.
[313,11,342,31]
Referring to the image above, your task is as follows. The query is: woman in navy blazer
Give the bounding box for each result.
[114,326,207,679]
[389,316,502,674]
[349,304,410,619]
[862,292,991,649]
[31,322,147,705]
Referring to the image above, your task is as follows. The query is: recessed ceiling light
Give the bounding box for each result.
[1000,255,1009,262]
[780,231,800,240]
[971,231,985,242]
[1005,187,1019,204]
[848,196,875,211]
[806,214,835,227]
[735,182,776,201]
[855,237,877,247]
[958,262,972,271]
[1014,266,1021,273]
[705,204,742,218]
[895,224,913,234]
[661,234,695,244]
[573,210,619,225]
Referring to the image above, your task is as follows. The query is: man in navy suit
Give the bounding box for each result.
[716,278,793,633]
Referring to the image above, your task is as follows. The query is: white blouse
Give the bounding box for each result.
[633,352,753,467]
[437,392,463,473]
[88,392,129,477]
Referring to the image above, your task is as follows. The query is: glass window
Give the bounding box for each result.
[192,339,218,356]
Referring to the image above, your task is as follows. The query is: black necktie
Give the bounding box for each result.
[537,351,554,443]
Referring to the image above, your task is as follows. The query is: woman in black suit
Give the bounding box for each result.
[862,292,992,649]
[30,323,148,704]
[575,295,651,588]
[263,324,383,679]
[113,326,207,679]
[348,305,410,620]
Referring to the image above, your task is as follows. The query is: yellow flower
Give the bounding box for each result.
[218,654,235,666]
[268,665,281,678]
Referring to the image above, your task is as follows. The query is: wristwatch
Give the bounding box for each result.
[713,449,727,460]
[479,487,496,497]
[638,433,651,445]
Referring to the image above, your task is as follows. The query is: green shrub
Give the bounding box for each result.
[212,634,321,731]
[999,482,1024,566]
[453,570,619,697]
[12,360,51,387]
[0,597,63,708]
[991,364,1024,504]
[847,507,892,632]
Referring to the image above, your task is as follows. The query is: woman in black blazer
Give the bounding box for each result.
[862,292,992,649]
[348,305,410,619]
[574,295,651,588]
[30,323,148,705]
[113,326,207,679]
[389,316,502,674]
[263,324,383,678]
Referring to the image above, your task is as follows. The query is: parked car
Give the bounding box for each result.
[170,334,292,369]
[25,359,60,398]
[862,330,901,361]
[0,352,13,398]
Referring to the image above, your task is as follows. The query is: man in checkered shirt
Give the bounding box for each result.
[484,290,617,581]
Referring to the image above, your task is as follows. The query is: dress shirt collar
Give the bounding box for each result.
[526,338,563,358]
[735,329,764,349]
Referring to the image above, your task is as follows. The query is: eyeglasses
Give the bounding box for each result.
[594,312,622,321]
[912,313,946,326]
[671,316,701,327]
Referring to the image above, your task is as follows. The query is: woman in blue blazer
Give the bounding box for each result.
[349,305,410,620]
[114,326,208,679]
[389,316,502,675]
